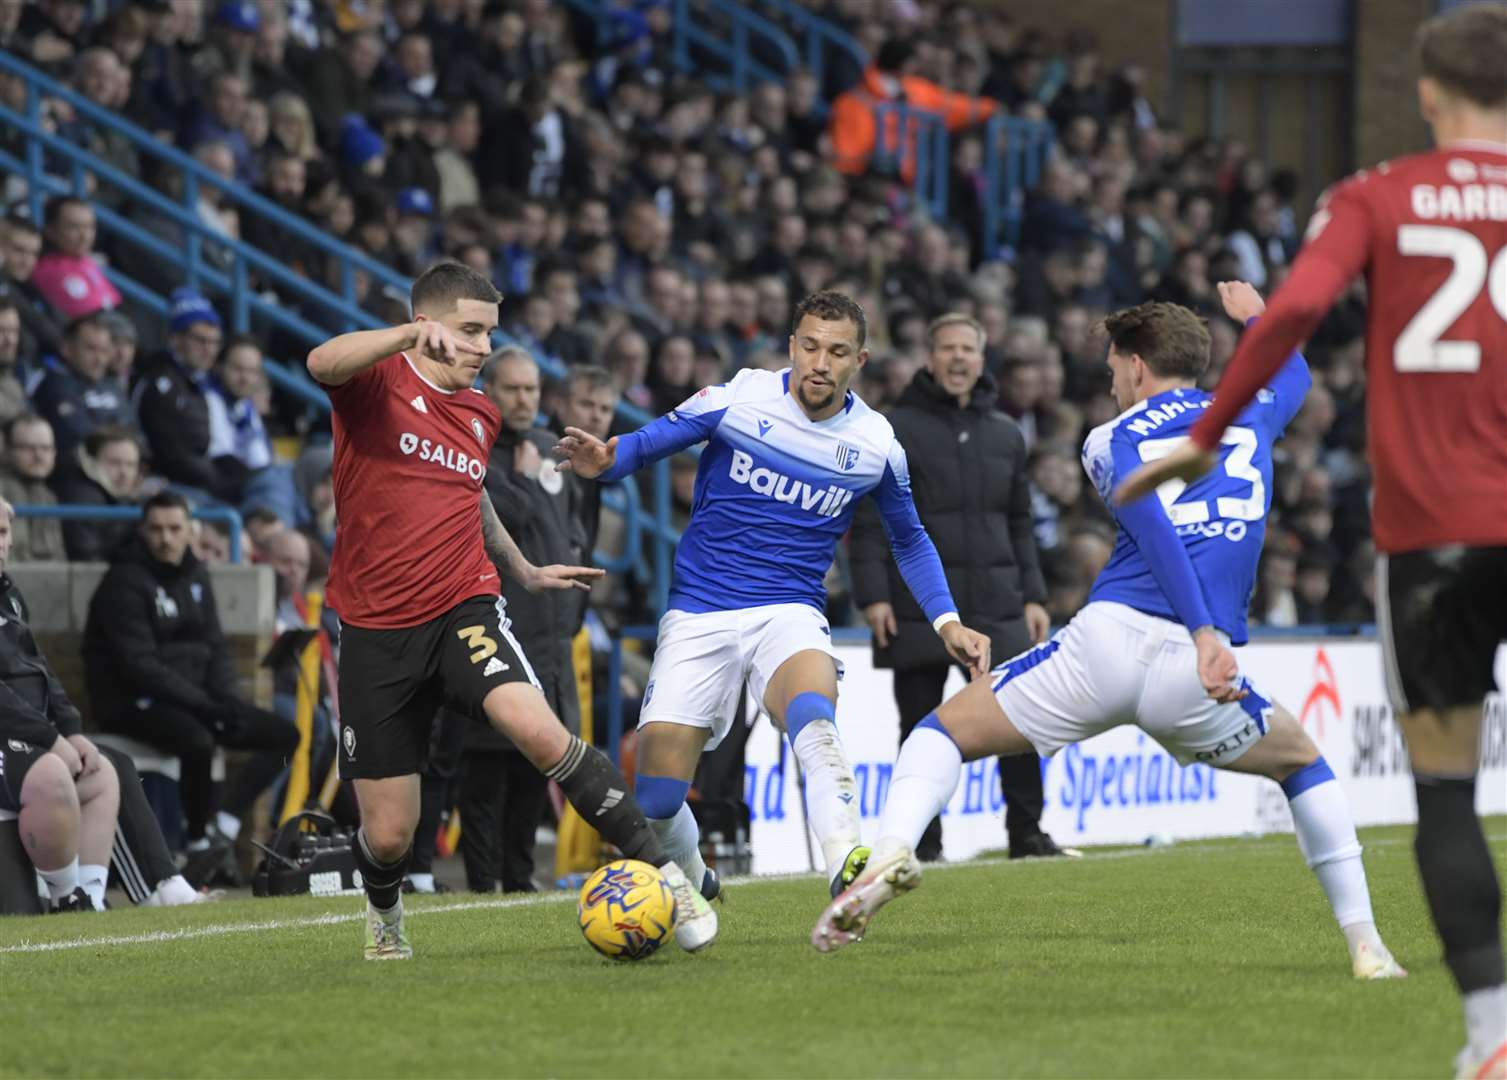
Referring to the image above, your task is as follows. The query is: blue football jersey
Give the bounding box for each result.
[601,368,955,620]
[1081,351,1311,644]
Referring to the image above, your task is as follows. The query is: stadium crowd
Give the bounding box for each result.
[0,0,1380,888]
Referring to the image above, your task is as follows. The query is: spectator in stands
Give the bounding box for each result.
[0,217,60,367]
[56,424,142,562]
[132,290,241,503]
[267,91,319,162]
[82,491,298,873]
[264,526,337,783]
[0,297,27,424]
[181,71,254,183]
[551,365,620,561]
[33,313,136,466]
[292,441,335,551]
[243,505,285,560]
[30,196,122,322]
[432,99,481,213]
[65,48,139,209]
[0,414,65,562]
[830,39,997,184]
[307,30,384,145]
[0,496,121,912]
[1226,188,1294,290]
[205,334,280,508]
[97,309,137,388]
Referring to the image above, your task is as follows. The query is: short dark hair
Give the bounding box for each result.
[143,490,191,517]
[791,290,867,348]
[2,216,39,241]
[64,311,112,341]
[44,195,89,228]
[244,506,282,529]
[1417,3,1507,108]
[0,296,17,319]
[217,332,262,365]
[1100,302,1210,380]
[84,424,140,458]
[566,365,616,396]
[409,261,502,316]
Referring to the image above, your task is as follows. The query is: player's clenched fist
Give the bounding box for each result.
[940,622,991,680]
[553,426,618,479]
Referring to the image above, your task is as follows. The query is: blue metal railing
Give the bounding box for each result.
[1,50,685,606]
[870,102,951,223]
[984,115,1056,258]
[12,504,246,563]
[751,0,867,101]
[670,0,800,93]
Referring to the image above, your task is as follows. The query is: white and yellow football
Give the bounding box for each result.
[577,859,678,961]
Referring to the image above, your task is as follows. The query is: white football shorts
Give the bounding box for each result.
[638,603,843,749]
[993,601,1274,766]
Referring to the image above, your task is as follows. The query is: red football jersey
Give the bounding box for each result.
[1194,141,1507,553]
[324,353,502,628]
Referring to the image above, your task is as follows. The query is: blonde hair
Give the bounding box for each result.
[926,312,987,351]
[268,92,318,161]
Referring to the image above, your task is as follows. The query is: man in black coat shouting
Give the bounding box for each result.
[82,491,297,871]
[851,313,1076,861]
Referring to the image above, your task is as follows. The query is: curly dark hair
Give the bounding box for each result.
[1100,302,1210,380]
[791,290,867,348]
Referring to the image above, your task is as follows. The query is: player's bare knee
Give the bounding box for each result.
[22,754,79,813]
[636,721,704,781]
[1397,704,1481,775]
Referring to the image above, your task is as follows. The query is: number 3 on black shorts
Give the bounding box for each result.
[456,625,498,664]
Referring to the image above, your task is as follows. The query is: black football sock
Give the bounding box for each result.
[545,736,666,867]
[1414,776,1505,993]
[354,829,411,913]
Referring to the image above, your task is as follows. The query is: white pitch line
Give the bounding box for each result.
[3,831,1500,956]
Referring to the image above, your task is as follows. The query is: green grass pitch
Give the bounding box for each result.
[1,821,1501,1078]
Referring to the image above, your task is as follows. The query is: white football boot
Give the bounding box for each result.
[662,861,718,952]
[1351,940,1407,980]
[1456,1040,1507,1080]
[811,847,921,954]
[364,900,413,960]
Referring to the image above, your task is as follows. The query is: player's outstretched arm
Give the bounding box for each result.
[479,494,604,593]
[552,427,619,480]
[307,322,484,387]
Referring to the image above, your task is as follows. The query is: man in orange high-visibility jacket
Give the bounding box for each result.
[830,40,999,184]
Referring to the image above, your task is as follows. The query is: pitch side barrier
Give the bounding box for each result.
[606,627,1507,873]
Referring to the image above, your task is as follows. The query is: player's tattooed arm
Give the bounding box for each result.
[479,493,532,581]
[479,494,605,593]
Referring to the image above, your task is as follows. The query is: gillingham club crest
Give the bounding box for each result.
[835,442,860,471]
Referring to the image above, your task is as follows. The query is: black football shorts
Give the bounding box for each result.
[0,737,52,813]
[1377,546,1507,714]
[337,594,541,780]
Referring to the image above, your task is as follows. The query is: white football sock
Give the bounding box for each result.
[1465,985,1507,1061]
[38,858,80,901]
[1286,774,1375,938]
[215,811,242,841]
[875,725,962,860]
[790,718,862,884]
[79,863,108,911]
[648,803,708,892]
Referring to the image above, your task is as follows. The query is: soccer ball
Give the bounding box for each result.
[577,859,678,961]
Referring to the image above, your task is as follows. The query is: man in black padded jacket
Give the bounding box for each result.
[82,491,295,874]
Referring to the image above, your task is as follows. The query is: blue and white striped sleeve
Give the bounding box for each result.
[869,440,958,627]
[599,381,734,482]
